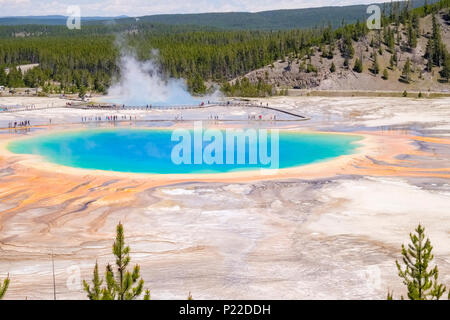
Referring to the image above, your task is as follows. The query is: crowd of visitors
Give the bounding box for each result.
[8,120,31,128]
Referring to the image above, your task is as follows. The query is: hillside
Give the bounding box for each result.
[0,16,127,26]
[0,0,438,30]
[242,9,450,92]
[129,0,436,30]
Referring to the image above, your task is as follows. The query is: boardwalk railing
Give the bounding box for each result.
[72,101,307,119]
[0,101,85,113]
[0,101,308,120]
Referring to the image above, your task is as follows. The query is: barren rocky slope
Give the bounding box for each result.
[243,11,450,92]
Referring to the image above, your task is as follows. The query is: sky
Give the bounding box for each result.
[0,0,391,17]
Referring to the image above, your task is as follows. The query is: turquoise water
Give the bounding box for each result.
[7,129,362,174]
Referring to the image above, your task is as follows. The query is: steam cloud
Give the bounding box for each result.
[107,51,200,106]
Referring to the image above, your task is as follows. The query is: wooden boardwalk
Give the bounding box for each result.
[66,101,309,120]
[0,101,309,130]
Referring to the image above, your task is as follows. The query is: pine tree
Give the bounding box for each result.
[407,24,417,49]
[411,12,420,38]
[78,86,87,99]
[353,58,363,73]
[389,54,395,70]
[389,224,447,300]
[372,53,380,74]
[382,68,389,80]
[386,28,395,53]
[341,34,355,59]
[327,44,334,59]
[187,74,207,95]
[83,223,151,300]
[396,28,402,45]
[401,58,412,83]
[425,38,433,71]
[83,262,102,300]
[330,62,336,73]
[427,58,433,73]
[0,275,9,300]
[441,52,450,82]
[431,14,443,67]
[0,67,7,86]
[6,67,24,88]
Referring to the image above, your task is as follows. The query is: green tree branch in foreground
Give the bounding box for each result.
[83,223,150,300]
[0,274,9,299]
[388,224,447,300]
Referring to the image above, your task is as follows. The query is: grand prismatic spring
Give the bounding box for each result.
[7,129,362,174]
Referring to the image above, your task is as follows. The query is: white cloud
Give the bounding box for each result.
[0,0,391,17]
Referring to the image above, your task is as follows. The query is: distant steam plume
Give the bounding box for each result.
[106,50,200,106]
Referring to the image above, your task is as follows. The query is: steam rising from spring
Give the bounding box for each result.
[107,51,199,106]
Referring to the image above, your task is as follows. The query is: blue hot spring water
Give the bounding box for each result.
[7,129,362,174]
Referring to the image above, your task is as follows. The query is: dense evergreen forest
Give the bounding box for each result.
[0,0,448,97]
